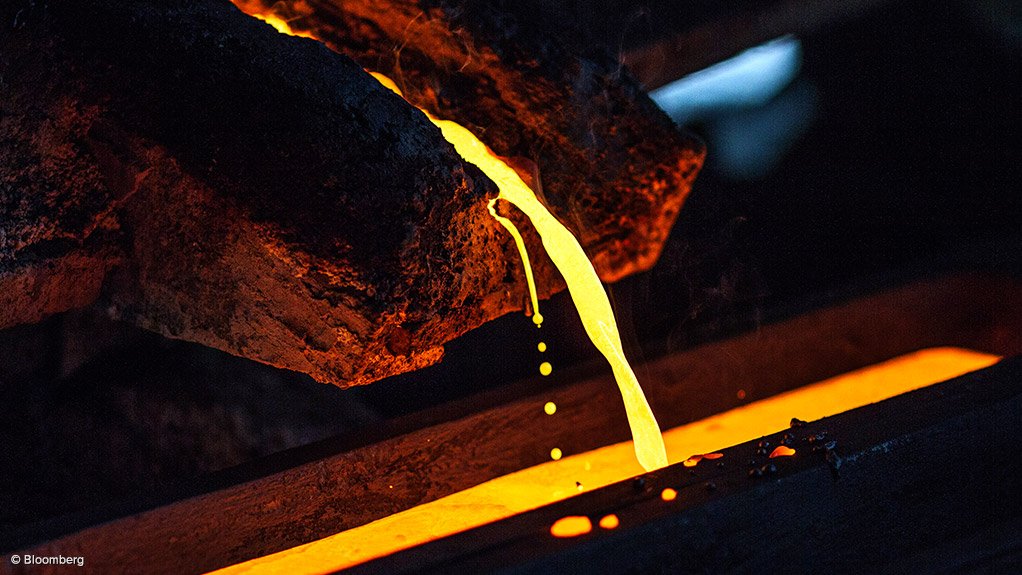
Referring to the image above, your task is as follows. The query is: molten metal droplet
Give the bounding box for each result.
[599,514,620,529]
[550,448,563,461]
[540,362,553,376]
[770,445,796,458]
[538,341,547,352]
[550,516,592,538]
[661,488,678,501]
[544,401,557,415]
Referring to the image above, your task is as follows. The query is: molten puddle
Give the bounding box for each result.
[210,347,999,575]
[550,516,593,538]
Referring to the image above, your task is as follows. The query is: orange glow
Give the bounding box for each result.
[661,488,678,501]
[233,3,315,39]
[550,516,593,538]
[598,514,620,529]
[209,347,998,575]
[769,445,796,458]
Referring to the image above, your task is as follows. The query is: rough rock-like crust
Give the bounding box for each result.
[1,0,703,387]
[236,0,705,285]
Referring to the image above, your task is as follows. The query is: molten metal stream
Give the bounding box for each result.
[368,73,667,471]
[245,10,667,471]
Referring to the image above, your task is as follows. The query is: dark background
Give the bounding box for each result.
[1,0,1019,539]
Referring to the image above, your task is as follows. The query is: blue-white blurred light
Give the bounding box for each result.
[709,80,819,180]
[650,36,803,124]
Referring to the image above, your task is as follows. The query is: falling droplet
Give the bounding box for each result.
[598,514,619,529]
[540,361,553,376]
[661,488,678,501]
[550,447,563,460]
[538,341,547,352]
[544,401,557,415]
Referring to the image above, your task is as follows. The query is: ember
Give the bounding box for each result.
[770,445,797,458]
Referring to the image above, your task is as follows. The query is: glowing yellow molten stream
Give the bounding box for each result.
[368,73,668,471]
[236,10,667,471]
[487,200,543,326]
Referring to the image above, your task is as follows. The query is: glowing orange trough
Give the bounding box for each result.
[210,347,999,574]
